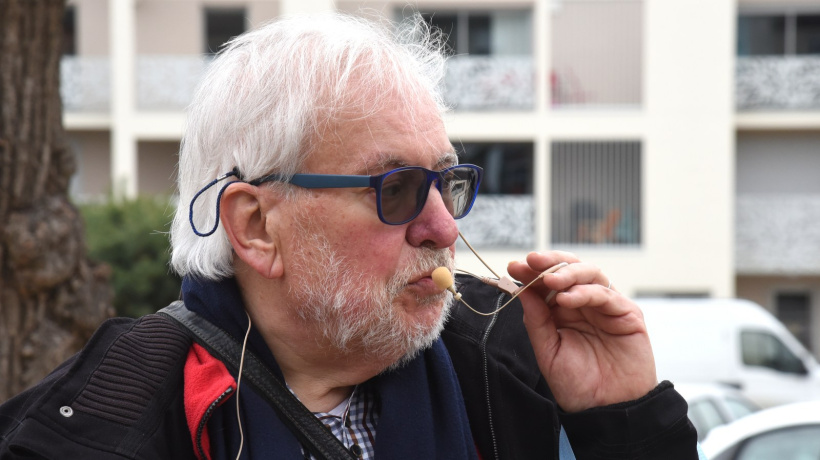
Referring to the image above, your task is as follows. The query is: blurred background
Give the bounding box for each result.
[64,0,820,355]
[3,0,819,447]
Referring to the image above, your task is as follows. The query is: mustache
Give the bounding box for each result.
[388,247,453,296]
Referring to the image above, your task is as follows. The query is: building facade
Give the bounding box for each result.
[61,0,820,356]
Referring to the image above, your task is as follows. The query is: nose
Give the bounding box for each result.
[405,184,459,248]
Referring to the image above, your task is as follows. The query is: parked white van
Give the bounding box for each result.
[637,298,820,408]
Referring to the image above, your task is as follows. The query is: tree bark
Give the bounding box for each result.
[0,0,113,402]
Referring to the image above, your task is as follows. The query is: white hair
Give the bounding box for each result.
[170,13,448,279]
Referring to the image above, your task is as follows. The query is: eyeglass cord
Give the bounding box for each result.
[189,167,241,237]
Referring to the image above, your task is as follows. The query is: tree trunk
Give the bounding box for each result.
[0,0,113,402]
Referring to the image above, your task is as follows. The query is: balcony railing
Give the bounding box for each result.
[61,55,211,113]
[444,56,535,111]
[456,195,534,248]
[137,55,211,111]
[736,194,820,274]
[63,54,538,113]
[736,56,820,110]
[61,56,110,112]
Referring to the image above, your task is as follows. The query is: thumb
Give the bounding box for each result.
[517,287,561,368]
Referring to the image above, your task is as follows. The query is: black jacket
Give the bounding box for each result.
[444,275,698,460]
[0,275,698,459]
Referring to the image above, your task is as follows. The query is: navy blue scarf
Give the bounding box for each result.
[182,276,478,459]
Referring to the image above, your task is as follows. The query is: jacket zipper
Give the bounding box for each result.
[196,386,235,460]
[481,294,505,460]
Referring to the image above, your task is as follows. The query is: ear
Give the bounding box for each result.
[220,182,284,279]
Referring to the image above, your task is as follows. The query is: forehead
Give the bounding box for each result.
[305,96,454,175]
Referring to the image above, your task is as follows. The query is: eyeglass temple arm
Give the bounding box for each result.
[249,173,373,189]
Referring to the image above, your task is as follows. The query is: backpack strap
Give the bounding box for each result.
[158,301,357,460]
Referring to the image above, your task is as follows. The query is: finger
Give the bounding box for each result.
[507,251,580,285]
[525,251,581,272]
[516,284,561,358]
[540,262,611,293]
[553,285,647,334]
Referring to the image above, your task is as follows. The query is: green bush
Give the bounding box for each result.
[79,196,181,318]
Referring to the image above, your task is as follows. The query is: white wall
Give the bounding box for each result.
[635,0,736,298]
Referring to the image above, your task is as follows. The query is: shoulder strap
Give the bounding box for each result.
[157,301,356,460]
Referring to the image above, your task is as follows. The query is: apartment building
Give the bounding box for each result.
[734,0,820,356]
[60,0,820,355]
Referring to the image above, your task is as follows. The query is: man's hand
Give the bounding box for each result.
[507,251,658,413]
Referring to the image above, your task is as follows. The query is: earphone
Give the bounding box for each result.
[235,311,252,460]
[433,232,568,316]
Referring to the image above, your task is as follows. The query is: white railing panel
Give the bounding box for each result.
[737,56,820,110]
[444,56,535,111]
[137,55,212,111]
[736,194,820,274]
[457,195,534,248]
[61,56,111,112]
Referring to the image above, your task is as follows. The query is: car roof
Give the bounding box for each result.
[702,400,820,456]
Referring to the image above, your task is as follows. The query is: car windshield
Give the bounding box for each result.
[732,424,820,460]
[724,397,759,420]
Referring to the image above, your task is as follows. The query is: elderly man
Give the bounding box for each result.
[0,13,699,460]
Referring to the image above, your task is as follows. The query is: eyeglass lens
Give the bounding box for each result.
[379,167,478,224]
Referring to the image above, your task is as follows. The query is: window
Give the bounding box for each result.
[63,5,76,56]
[738,12,820,55]
[551,141,641,246]
[455,142,534,248]
[741,330,807,375]
[688,400,725,442]
[205,9,246,55]
[734,425,820,460]
[420,11,521,56]
[421,12,491,55]
[425,13,458,54]
[724,397,758,420]
[796,15,820,54]
[777,292,812,351]
[737,15,786,55]
[457,142,533,195]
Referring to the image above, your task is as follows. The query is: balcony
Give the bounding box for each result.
[736,56,820,110]
[456,195,534,248]
[444,56,535,111]
[61,55,211,113]
[61,56,110,112]
[736,194,820,275]
[136,55,211,111]
[63,54,539,115]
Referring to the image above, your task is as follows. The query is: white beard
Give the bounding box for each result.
[287,225,454,369]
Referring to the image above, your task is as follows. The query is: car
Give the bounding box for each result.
[674,383,760,442]
[701,400,820,460]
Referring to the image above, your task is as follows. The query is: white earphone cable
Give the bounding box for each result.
[235,311,252,460]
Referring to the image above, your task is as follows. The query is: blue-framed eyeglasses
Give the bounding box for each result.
[249,164,483,225]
